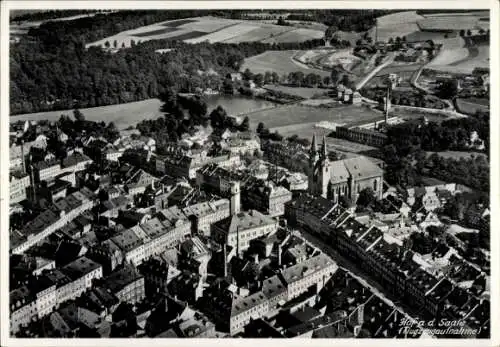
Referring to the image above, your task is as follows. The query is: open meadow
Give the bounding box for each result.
[241,50,331,77]
[367,11,424,42]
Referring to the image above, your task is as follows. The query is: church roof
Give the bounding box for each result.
[328,156,383,184]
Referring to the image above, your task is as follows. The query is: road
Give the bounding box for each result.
[297,227,426,319]
[355,52,395,91]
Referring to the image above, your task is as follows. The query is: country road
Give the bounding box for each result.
[355,52,395,91]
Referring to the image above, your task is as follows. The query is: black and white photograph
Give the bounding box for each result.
[1,1,498,345]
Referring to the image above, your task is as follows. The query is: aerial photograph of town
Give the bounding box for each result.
[4,5,493,342]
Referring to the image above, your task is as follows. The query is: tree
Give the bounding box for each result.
[356,187,376,208]
[104,40,110,48]
[402,36,407,42]
[388,37,394,44]
[479,28,485,35]
[323,76,331,86]
[341,74,350,86]
[459,29,465,37]
[253,73,264,87]
[256,122,265,134]
[121,42,126,48]
[264,71,272,85]
[330,69,339,85]
[73,109,85,122]
[436,79,458,100]
[240,116,250,132]
[113,40,118,48]
[242,68,253,81]
[466,29,472,36]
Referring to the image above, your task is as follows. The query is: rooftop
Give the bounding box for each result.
[280,253,336,285]
[215,210,277,237]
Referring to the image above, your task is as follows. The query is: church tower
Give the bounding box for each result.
[317,136,330,198]
[230,181,241,215]
[308,134,319,195]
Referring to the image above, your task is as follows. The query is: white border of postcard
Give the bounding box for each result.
[1,1,498,347]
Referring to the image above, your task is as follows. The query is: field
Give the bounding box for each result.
[427,43,489,74]
[247,104,383,130]
[241,50,331,77]
[368,11,424,42]
[263,85,328,98]
[417,15,490,31]
[223,26,292,43]
[455,98,490,115]
[185,23,258,43]
[86,16,324,49]
[261,28,324,43]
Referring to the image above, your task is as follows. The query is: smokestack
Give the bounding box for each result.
[278,245,282,267]
[21,140,26,174]
[223,243,227,278]
[30,163,36,201]
[236,226,240,256]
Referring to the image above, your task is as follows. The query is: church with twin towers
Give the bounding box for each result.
[307,134,384,204]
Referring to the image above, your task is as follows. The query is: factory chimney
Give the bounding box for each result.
[223,243,227,278]
[20,140,26,174]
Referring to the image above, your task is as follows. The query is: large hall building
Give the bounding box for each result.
[308,135,384,203]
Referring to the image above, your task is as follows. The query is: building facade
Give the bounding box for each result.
[308,135,383,203]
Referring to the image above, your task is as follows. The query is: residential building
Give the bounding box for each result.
[99,265,145,305]
[181,199,231,236]
[11,188,96,254]
[278,253,337,300]
[212,210,279,254]
[32,159,62,183]
[10,171,31,204]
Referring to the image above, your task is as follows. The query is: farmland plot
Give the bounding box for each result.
[241,51,330,77]
[178,16,239,33]
[368,11,424,42]
[262,28,324,43]
[184,23,260,43]
[223,26,293,43]
[417,16,486,31]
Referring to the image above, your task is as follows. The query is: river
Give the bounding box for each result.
[10,95,277,130]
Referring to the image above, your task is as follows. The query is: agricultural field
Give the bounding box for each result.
[87,16,324,49]
[261,28,324,43]
[263,85,328,98]
[426,39,489,74]
[455,98,490,115]
[241,50,331,77]
[368,11,424,42]
[223,26,292,43]
[417,14,490,32]
[184,23,258,43]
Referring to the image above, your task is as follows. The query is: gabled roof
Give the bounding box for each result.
[215,210,276,237]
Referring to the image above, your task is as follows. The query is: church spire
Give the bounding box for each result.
[310,134,317,154]
[321,135,328,160]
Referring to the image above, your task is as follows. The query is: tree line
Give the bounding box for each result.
[11,36,326,115]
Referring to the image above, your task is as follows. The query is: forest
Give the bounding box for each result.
[382,111,490,193]
[11,37,327,115]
